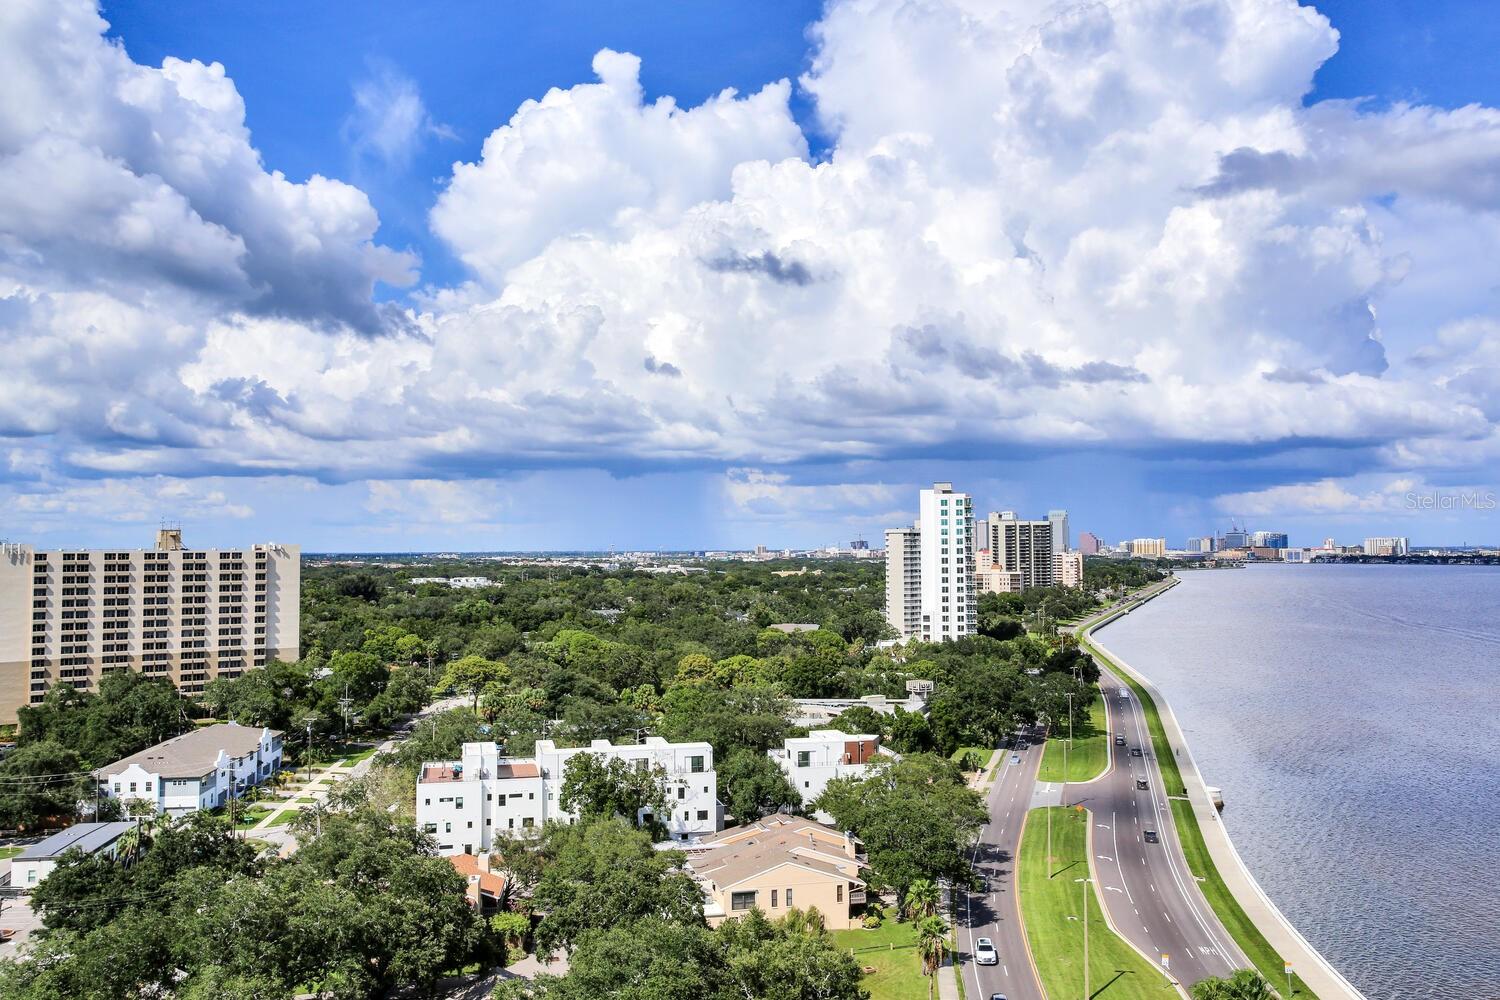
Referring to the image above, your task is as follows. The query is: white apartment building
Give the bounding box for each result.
[989,512,1055,589]
[416,737,721,855]
[95,722,284,815]
[767,730,888,823]
[920,484,976,641]
[1053,551,1084,588]
[1363,536,1410,556]
[1047,510,1070,554]
[0,529,299,724]
[883,526,922,639]
[883,485,977,641]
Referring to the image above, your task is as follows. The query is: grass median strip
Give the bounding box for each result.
[1037,686,1109,783]
[1020,806,1173,1000]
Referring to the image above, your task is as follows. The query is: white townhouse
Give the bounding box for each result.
[767,730,891,824]
[94,722,283,815]
[417,737,721,856]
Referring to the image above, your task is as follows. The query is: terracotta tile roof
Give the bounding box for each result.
[449,854,507,899]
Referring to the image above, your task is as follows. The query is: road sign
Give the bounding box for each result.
[1160,953,1170,969]
[1285,963,1294,974]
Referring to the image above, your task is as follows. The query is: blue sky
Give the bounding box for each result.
[4,0,1500,551]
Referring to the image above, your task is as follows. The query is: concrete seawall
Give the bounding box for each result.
[1083,578,1366,1000]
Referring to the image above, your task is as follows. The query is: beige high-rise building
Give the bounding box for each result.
[1053,551,1084,588]
[988,512,1055,589]
[1129,538,1167,557]
[0,530,299,725]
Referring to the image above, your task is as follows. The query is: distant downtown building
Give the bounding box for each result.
[1249,531,1289,549]
[883,483,976,642]
[1046,510,1070,554]
[416,737,721,855]
[1077,532,1102,555]
[1129,538,1167,557]
[1362,536,1410,556]
[0,529,299,725]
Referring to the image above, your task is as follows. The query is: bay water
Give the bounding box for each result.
[1095,564,1500,1000]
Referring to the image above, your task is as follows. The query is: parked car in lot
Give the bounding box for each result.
[1143,829,1159,844]
[975,938,998,965]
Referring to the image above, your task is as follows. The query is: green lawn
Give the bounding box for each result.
[234,806,274,830]
[829,906,929,1000]
[1037,688,1109,783]
[265,809,300,828]
[338,748,378,767]
[950,746,994,773]
[0,846,24,861]
[1019,807,1175,1000]
[1082,631,1316,997]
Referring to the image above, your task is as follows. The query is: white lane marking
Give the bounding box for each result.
[1105,886,1124,894]
[1118,669,1240,965]
[1097,855,1114,862]
[1097,823,1111,830]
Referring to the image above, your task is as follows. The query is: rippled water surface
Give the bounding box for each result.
[1095,565,1500,1000]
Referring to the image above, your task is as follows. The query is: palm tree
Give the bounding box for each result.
[903,878,940,921]
[1191,970,1276,1000]
[916,914,950,998]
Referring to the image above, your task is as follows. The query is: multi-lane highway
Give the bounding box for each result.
[954,731,1047,1000]
[1064,663,1250,986]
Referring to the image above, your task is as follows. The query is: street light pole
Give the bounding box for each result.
[1074,876,1091,1000]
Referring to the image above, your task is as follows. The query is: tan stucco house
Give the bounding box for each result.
[686,813,868,930]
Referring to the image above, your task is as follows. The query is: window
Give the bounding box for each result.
[796,751,811,767]
[731,891,757,911]
[677,786,685,800]
[786,888,793,906]
[771,890,778,908]
[837,884,844,903]
[696,809,708,821]
[444,822,452,833]
[688,755,705,773]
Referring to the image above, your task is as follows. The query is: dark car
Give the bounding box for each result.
[1136,778,1149,790]
[1130,747,1143,757]
[1143,829,1159,844]
[1114,735,1126,746]
[990,994,1009,1000]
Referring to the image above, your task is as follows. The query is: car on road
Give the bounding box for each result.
[1009,754,1021,765]
[1114,735,1126,746]
[989,994,1008,1000]
[974,938,998,965]
[1143,829,1159,843]
[1130,747,1143,757]
[1136,777,1149,789]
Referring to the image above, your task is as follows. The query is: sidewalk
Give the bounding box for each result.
[1086,615,1366,1000]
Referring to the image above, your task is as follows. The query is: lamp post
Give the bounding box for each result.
[1074,876,1092,1000]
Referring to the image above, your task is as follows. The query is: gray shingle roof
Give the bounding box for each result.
[16,822,136,861]
[95,722,281,780]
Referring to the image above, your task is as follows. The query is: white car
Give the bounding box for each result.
[974,937,999,966]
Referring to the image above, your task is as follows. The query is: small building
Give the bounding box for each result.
[449,853,508,915]
[767,730,890,823]
[686,813,867,930]
[10,821,136,891]
[94,722,283,815]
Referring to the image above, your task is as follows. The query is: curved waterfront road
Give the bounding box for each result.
[1065,665,1250,987]
[955,735,1047,1000]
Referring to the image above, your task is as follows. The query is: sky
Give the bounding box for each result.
[3,0,1500,551]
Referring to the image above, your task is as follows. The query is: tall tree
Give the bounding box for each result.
[558,752,670,835]
[718,748,802,823]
